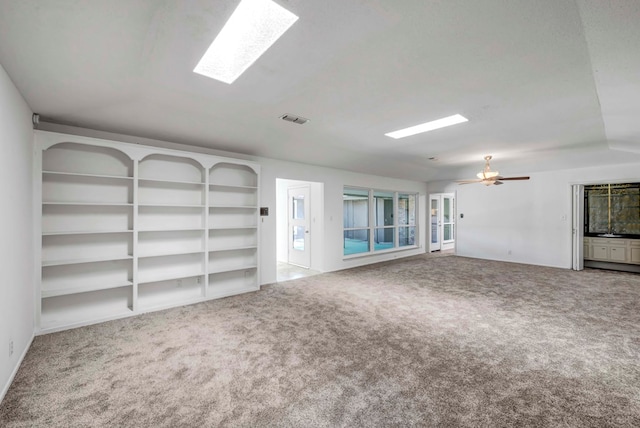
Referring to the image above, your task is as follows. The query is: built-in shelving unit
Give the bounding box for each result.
[35,131,260,333]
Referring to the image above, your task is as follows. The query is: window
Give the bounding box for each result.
[374,191,394,251]
[398,193,417,247]
[343,188,370,255]
[343,187,418,256]
[584,183,640,238]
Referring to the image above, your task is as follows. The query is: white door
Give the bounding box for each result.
[429,193,455,252]
[430,195,441,252]
[572,184,584,270]
[288,186,311,268]
[441,194,455,251]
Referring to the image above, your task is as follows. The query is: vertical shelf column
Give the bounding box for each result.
[136,154,206,311]
[39,142,135,332]
[208,162,260,298]
[132,159,139,312]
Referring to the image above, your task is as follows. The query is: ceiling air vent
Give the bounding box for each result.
[280,114,309,125]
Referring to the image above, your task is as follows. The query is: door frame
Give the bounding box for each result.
[275,178,325,273]
[571,184,584,270]
[287,185,311,268]
[429,193,456,252]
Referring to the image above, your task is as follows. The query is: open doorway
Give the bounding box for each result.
[573,182,640,273]
[276,178,324,282]
[429,193,456,252]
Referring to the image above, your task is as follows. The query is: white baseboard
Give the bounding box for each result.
[0,333,34,404]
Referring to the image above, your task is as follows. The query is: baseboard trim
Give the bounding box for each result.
[0,333,34,404]
[584,260,640,274]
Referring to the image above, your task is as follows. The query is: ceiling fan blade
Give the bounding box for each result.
[455,179,482,184]
[498,176,530,181]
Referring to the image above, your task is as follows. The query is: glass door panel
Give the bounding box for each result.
[288,186,310,268]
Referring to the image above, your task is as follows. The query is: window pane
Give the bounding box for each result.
[343,188,369,228]
[293,196,304,220]
[431,199,439,244]
[611,186,640,235]
[399,226,416,247]
[444,224,453,241]
[398,193,416,225]
[586,186,609,234]
[373,191,394,227]
[585,183,640,236]
[344,229,370,255]
[293,226,305,251]
[443,198,450,222]
[374,227,394,251]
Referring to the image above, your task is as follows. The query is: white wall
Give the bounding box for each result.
[261,159,427,283]
[0,63,34,402]
[429,163,640,268]
[37,122,429,286]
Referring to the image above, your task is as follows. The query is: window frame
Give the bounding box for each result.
[343,186,419,258]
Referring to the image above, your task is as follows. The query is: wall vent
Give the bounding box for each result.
[280,114,309,125]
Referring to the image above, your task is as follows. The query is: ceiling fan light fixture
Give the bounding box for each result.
[456,155,530,186]
[477,170,499,179]
[385,114,468,139]
[193,0,298,84]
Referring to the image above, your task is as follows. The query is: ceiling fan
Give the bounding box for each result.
[456,155,530,186]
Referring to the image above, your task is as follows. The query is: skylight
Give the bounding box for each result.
[385,114,468,139]
[194,0,299,84]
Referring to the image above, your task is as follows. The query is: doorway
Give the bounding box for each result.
[276,178,324,282]
[429,193,455,252]
[288,185,310,268]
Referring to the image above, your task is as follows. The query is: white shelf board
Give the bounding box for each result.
[138,203,205,208]
[208,226,258,231]
[41,280,133,298]
[138,177,204,185]
[138,227,205,233]
[209,183,258,190]
[137,296,205,314]
[137,271,205,285]
[209,225,257,230]
[209,265,257,275]
[138,250,205,259]
[43,201,133,206]
[42,170,133,180]
[208,284,260,300]
[209,205,258,209]
[42,255,133,267]
[42,230,134,236]
[209,245,258,252]
[39,308,134,334]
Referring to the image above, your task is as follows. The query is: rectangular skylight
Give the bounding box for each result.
[385,114,468,139]
[194,0,298,84]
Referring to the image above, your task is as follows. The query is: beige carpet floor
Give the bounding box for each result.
[1,254,639,427]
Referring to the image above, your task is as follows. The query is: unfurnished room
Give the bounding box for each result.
[1,0,640,426]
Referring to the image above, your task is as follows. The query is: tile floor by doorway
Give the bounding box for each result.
[277,262,322,283]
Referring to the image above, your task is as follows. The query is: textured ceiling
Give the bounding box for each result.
[0,0,639,181]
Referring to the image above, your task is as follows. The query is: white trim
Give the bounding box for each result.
[1,334,34,404]
[572,184,584,270]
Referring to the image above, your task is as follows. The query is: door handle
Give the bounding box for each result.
[305,230,309,233]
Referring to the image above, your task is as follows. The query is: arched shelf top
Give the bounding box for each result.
[43,142,133,178]
[211,161,259,175]
[35,131,259,182]
[210,162,258,187]
[139,153,206,184]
